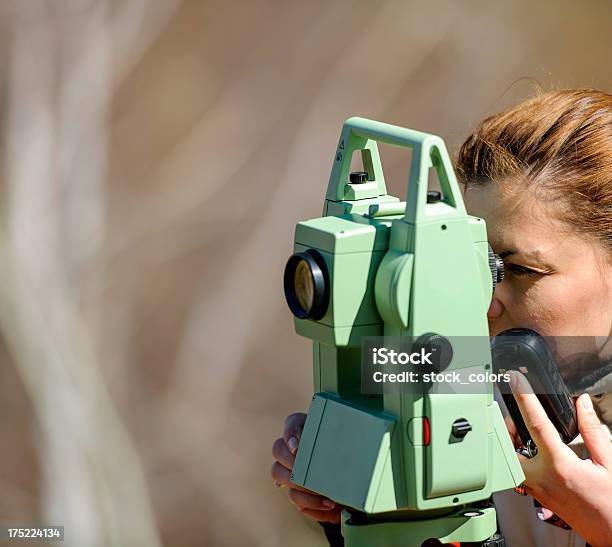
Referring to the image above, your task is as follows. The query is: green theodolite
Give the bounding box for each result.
[282,118,524,546]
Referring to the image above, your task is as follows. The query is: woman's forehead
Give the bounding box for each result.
[464,184,580,259]
[465,184,539,233]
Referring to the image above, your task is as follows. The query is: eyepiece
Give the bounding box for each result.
[283,249,329,320]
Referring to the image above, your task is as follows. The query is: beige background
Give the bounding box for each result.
[0,1,610,546]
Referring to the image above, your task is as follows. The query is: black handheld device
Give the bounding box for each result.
[491,328,579,446]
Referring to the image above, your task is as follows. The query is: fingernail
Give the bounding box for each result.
[322,499,335,508]
[537,507,554,521]
[509,371,520,390]
[288,437,298,453]
[581,393,593,411]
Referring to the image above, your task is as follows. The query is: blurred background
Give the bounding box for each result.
[0,1,610,545]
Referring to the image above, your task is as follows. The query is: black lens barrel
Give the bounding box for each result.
[283,249,329,320]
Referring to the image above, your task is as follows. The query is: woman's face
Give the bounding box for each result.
[464,184,612,342]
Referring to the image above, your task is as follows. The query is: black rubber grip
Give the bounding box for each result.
[491,328,578,445]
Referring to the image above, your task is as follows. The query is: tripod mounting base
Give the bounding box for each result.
[341,506,497,547]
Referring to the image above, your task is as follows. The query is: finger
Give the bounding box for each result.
[504,414,522,448]
[508,371,569,457]
[576,393,612,468]
[272,437,295,470]
[288,488,336,511]
[270,462,315,494]
[504,414,518,436]
[284,412,306,455]
[271,461,292,487]
[298,507,342,524]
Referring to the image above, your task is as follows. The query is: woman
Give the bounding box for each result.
[271,89,612,547]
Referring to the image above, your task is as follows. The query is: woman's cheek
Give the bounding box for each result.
[513,282,560,334]
[531,275,603,336]
[489,272,605,335]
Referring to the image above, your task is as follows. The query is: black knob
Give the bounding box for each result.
[413,333,453,372]
[349,171,369,184]
[427,190,442,203]
[451,418,472,439]
[482,533,506,546]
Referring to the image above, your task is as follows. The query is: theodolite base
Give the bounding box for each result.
[341,506,498,547]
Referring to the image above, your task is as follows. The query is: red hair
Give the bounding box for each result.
[455,89,612,250]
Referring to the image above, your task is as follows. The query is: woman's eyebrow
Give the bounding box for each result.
[499,249,556,270]
[498,250,517,259]
[499,249,542,260]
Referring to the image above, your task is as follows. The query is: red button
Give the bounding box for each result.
[423,417,431,446]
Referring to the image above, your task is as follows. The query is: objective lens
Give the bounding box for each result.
[294,260,314,312]
[283,249,329,320]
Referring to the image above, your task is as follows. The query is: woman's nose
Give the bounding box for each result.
[487,297,504,320]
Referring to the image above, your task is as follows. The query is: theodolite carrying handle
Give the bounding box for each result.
[326,117,466,224]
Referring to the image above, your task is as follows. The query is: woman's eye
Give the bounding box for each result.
[505,263,541,277]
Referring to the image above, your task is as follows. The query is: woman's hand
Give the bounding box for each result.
[509,371,612,547]
[271,412,344,524]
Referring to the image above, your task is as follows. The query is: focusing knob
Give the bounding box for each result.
[488,244,504,292]
[427,190,442,203]
[451,418,472,439]
[349,171,369,184]
[495,255,504,283]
